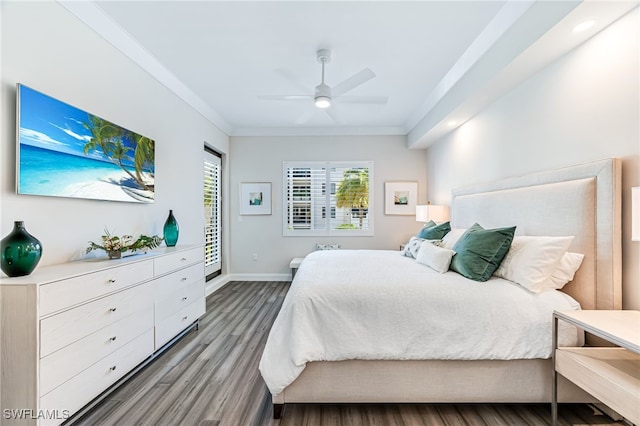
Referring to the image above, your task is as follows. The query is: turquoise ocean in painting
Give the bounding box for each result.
[19,144,130,197]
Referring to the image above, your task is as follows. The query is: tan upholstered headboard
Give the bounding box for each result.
[451,158,621,310]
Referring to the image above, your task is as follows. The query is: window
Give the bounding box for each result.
[204,148,221,279]
[283,161,374,236]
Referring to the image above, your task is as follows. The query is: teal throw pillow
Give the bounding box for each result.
[417,221,451,240]
[450,223,516,282]
[417,220,436,232]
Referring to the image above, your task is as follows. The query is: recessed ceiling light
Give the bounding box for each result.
[573,20,595,33]
[447,120,458,127]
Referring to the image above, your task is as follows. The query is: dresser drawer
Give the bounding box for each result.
[39,330,154,424]
[154,247,204,276]
[40,282,153,357]
[153,262,204,301]
[39,260,154,316]
[40,306,153,396]
[155,279,205,322]
[155,297,205,349]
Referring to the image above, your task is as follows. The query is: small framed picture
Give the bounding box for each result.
[385,181,418,215]
[240,182,272,215]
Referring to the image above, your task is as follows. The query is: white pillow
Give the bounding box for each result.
[415,240,456,273]
[441,228,466,250]
[402,236,424,258]
[403,237,442,259]
[545,252,585,290]
[494,235,574,293]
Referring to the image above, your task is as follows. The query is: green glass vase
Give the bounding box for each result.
[163,210,179,247]
[1,221,43,277]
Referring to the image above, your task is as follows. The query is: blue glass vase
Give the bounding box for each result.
[1,221,43,277]
[163,210,179,247]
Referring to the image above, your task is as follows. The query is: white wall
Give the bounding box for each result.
[1,4,231,404]
[0,2,230,267]
[229,135,426,278]
[426,9,640,309]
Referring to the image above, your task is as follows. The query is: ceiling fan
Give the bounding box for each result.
[259,49,387,109]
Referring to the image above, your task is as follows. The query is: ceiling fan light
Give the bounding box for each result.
[315,96,331,108]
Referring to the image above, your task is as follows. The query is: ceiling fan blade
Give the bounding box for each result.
[323,108,340,124]
[258,95,313,101]
[294,109,314,125]
[331,68,376,97]
[335,96,388,104]
[275,68,310,93]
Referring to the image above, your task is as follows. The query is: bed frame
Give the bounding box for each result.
[271,158,622,419]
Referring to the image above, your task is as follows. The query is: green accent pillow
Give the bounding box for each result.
[450,223,516,282]
[417,220,436,232]
[417,221,451,239]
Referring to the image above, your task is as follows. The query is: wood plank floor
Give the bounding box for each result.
[74,281,627,426]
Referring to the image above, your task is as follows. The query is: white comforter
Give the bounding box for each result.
[259,250,581,395]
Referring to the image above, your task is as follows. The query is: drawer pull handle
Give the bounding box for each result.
[182,297,188,301]
[181,257,187,261]
[182,316,188,320]
[110,366,117,371]
[181,277,188,281]
[110,336,117,341]
[109,307,117,312]
[108,279,117,283]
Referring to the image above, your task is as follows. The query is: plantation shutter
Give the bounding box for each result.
[204,149,221,277]
[283,161,373,236]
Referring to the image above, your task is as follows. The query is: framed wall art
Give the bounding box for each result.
[240,182,272,215]
[17,84,155,203]
[384,181,418,215]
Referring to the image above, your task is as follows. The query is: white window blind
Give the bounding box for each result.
[283,161,373,236]
[204,150,221,277]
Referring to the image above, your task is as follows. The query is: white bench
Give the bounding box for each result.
[290,257,305,280]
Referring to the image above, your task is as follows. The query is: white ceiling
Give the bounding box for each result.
[60,1,637,147]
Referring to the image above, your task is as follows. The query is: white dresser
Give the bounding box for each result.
[0,245,205,425]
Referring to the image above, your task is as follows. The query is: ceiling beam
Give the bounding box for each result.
[406,0,581,149]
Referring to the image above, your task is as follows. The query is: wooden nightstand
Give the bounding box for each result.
[552,310,640,426]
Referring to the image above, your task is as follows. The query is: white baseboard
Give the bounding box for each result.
[205,274,232,296]
[227,273,291,282]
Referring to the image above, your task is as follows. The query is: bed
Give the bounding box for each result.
[260,158,622,419]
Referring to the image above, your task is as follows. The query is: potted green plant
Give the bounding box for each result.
[86,228,163,259]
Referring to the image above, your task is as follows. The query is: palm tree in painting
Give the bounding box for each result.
[336,168,369,229]
[132,135,154,189]
[82,115,119,158]
[82,115,153,191]
[110,140,153,191]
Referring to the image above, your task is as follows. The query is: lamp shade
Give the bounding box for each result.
[633,187,639,242]
[416,205,430,222]
[416,204,449,223]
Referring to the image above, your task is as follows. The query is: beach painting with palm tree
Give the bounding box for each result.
[17,84,154,203]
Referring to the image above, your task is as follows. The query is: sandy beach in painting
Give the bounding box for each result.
[60,170,139,202]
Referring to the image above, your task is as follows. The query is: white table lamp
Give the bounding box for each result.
[416,205,430,222]
[416,204,449,223]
